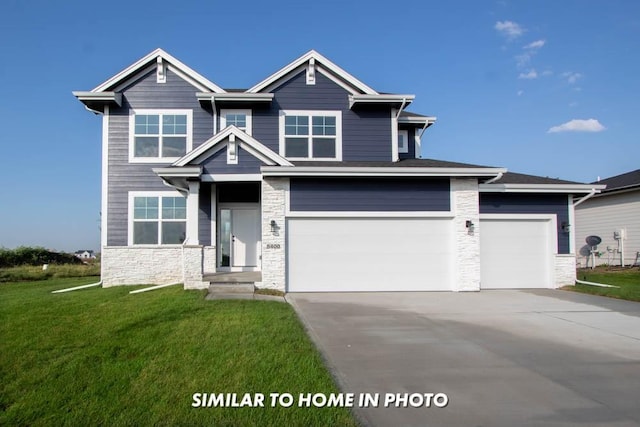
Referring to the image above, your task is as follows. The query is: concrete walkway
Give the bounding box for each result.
[288,290,640,427]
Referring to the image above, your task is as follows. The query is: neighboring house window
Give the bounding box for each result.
[220,109,252,135]
[398,129,409,154]
[129,109,192,162]
[129,193,186,245]
[279,110,342,160]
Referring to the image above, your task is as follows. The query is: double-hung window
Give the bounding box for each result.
[220,109,252,135]
[279,110,342,160]
[398,129,409,154]
[130,109,192,162]
[130,193,186,245]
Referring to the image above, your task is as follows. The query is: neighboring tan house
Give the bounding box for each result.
[575,169,640,268]
[73,49,602,292]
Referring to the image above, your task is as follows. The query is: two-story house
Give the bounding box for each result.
[74,49,603,292]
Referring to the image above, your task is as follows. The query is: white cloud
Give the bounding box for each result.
[517,90,524,96]
[515,53,531,68]
[547,119,605,133]
[495,21,524,39]
[518,69,538,79]
[524,39,545,50]
[562,71,582,84]
[541,70,553,76]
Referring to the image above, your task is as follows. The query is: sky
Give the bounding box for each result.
[0,0,638,252]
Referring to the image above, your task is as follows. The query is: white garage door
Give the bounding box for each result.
[480,217,554,289]
[287,217,453,292]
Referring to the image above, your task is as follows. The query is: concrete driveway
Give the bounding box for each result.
[288,290,640,427]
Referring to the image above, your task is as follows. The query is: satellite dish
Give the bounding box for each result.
[586,235,602,247]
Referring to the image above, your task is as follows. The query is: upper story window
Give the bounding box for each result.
[398,130,409,154]
[220,109,252,135]
[129,109,192,163]
[129,192,186,245]
[279,110,342,161]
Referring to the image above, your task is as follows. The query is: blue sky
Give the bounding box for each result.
[1,0,638,252]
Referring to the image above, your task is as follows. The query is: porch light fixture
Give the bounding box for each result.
[270,220,278,234]
[561,221,570,233]
[465,220,475,233]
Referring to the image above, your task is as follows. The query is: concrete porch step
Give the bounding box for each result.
[208,283,255,294]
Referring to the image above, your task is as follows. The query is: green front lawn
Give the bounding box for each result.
[565,268,640,302]
[0,278,357,426]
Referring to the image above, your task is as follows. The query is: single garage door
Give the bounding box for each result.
[480,217,554,289]
[287,217,453,292]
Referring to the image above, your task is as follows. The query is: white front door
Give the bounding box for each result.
[219,207,260,270]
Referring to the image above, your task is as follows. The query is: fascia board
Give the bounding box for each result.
[261,166,507,177]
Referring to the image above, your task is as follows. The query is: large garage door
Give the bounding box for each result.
[287,217,453,292]
[480,217,554,289]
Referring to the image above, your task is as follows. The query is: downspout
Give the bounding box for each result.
[484,172,504,184]
[573,189,597,207]
[160,178,189,197]
[84,105,103,115]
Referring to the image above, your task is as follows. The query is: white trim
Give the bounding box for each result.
[156,57,166,83]
[128,109,193,163]
[414,128,422,158]
[210,184,217,251]
[174,126,292,167]
[306,57,316,85]
[398,129,409,154]
[201,174,263,182]
[398,116,437,125]
[197,92,274,103]
[186,181,200,245]
[286,211,455,218]
[73,91,122,107]
[262,166,507,177]
[315,65,360,95]
[279,110,343,161]
[480,183,606,193]
[220,109,252,136]
[248,50,378,95]
[127,190,186,246]
[92,48,225,93]
[101,105,109,249]
[391,109,399,161]
[568,194,575,254]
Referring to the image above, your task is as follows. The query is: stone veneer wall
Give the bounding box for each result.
[183,245,209,290]
[451,178,481,291]
[101,246,183,286]
[555,254,576,287]
[203,246,216,274]
[260,178,289,291]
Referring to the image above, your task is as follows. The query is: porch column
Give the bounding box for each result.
[186,180,200,245]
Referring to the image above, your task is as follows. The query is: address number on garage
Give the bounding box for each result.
[266,243,281,249]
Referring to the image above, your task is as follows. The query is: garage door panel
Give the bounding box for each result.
[287,218,453,292]
[481,218,552,289]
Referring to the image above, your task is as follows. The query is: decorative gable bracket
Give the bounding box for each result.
[306,58,316,85]
[156,57,166,83]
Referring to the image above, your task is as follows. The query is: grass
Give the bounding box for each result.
[564,268,640,302]
[0,263,100,283]
[0,278,357,426]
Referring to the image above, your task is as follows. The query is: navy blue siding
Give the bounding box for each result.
[290,178,450,211]
[252,71,393,161]
[199,147,265,175]
[107,69,213,246]
[480,193,570,254]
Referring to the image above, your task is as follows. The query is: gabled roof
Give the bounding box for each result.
[592,169,640,193]
[247,50,378,95]
[91,48,225,93]
[173,126,292,167]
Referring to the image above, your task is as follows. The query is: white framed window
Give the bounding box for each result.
[129,109,193,163]
[220,109,252,135]
[398,129,409,154]
[279,110,342,161]
[128,191,187,245]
